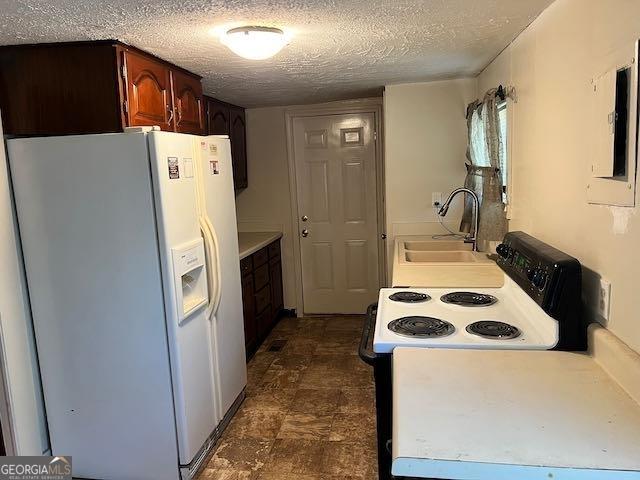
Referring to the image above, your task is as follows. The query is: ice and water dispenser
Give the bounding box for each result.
[171,238,208,324]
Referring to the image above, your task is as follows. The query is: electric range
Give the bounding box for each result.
[359,231,587,480]
[373,276,559,353]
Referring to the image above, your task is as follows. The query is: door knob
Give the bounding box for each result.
[301,229,309,237]
[301,215,308,222]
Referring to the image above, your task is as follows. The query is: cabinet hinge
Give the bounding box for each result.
[121,64,127,81]
[123,100,128,114]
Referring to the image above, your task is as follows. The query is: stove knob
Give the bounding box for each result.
[496,243,509,258]
[526,267,536,281]
[533,272,547,289]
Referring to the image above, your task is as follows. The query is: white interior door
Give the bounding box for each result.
[293,113,380,314]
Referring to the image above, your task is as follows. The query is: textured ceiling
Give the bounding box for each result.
[0,0,554,107]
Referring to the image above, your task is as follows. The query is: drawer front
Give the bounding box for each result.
[253,247,269,268]
[240,256,253,277]
[253,263,270,292]
[254,285,272,314]
[268,240,281,260]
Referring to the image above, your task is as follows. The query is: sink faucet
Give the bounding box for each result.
[437,187,479,251]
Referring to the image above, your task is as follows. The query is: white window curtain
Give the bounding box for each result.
[469,108,489,167]
[461,89,507,249]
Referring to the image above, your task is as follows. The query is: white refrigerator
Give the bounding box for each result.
[6,130,247,479]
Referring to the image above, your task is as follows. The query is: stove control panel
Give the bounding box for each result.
[496,231,585,351]
[497,246,550,292]
[496,232,579,314]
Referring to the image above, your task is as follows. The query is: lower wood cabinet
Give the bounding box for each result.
[269,257,284,318]
[241,274,256,355]
[240,239,285,359]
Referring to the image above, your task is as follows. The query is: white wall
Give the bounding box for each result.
[0,118,49,454]
[234,107,298,309]
[383,79,478,277]
[478,0,640,352]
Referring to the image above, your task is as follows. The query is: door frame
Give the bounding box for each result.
[284,98,386,315]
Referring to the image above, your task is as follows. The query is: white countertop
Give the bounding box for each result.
[237,231,282,259]
[392,328,640,479]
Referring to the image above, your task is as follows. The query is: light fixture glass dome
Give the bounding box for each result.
[221,26,289,60]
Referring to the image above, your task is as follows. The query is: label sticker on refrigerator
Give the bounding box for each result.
[168,157,179,179]
[183,158,194,178]
[209,160,219,175]
[200,141,207,151]
[209,144,218,156]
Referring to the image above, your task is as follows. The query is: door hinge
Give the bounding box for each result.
[373,131,378,141]
[123,100,129,114]
[121,64,127,82]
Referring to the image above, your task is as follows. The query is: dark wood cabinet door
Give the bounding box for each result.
[0,43,123,135]
[172,70,204,134]
[229,106,248,190]
[206,97,230,135]
[269,257,284,321]
[256,308,273,344]
[241,274,257,355]
[123,50,173,131]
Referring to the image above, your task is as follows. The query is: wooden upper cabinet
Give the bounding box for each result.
[172,70,204,134]
[0,41,207,136]
[0,42,122,135]
[206,97,230,135]
[122,50,173,131]
[204,96,248,190]
[229,106,248,190]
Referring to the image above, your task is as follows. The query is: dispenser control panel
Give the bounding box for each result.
[171,238,208,324]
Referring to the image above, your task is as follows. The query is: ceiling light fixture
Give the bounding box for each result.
[221,26,289,60]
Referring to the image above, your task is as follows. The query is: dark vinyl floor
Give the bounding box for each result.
[197,316,378,480]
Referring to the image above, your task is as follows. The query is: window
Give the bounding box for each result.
[469,100,509,204]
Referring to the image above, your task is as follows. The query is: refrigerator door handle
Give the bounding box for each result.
[200,216,222,319]
[205,215,223,316]
[199,217,217,319]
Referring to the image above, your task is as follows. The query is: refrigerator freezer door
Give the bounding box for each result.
[148,132,220,465]
[196,136,247,417]
[7,133,179,480]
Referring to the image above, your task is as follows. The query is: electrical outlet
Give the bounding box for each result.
[432,192,442,208]
[597,278,611,320]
